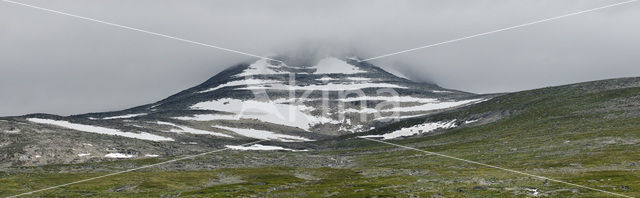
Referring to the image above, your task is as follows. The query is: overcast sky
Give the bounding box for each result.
[1,0,639,116]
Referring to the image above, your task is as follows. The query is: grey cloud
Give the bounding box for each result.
[1,0,639,116]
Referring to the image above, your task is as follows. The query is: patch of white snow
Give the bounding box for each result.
[191,98,336,130]
[346,77,371,81]
[156,121,233,138]
[198,78,280,93]
[242,82,406,91]
[383,99,484,112]
[215,126,312,142]
[173,114,239,121]
[313,57,365,74]
[464,119,480,124]
[105,153,135,158]
[361,120,457,140]
[27,118,174,142]
[338,96,437,103]
[317,76,337,81]
[102,113,147,119]
[225,144,308,151]
[236,59,288,77]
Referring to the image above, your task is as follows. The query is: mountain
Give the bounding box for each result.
[2,75,639,197]
[0,56,486,166]
[77,56,483,135]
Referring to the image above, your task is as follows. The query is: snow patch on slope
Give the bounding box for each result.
[191,98,337,130]
[105,153,135,158]
[384,99,484,112]
[340,99,482,114]
[102,113,147,119]
[156,121,233,138]
[361,120,457,140]
[198,78,279,93]
[346,77,371,81]
[313,57,365,74]
[27,118,174,142]
[173,114,239,121]
[338,96,437,103]
[236,59,288,77]
[464,119,480,124]
[374,114,424,122]
[215,125,312,142]
[242,82,407,91]
[317,76,337,81]
[225,144,308,151]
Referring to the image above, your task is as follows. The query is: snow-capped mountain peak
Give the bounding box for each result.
[25,56,484,145]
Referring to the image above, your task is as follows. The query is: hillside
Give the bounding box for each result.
[1,77,639,197]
